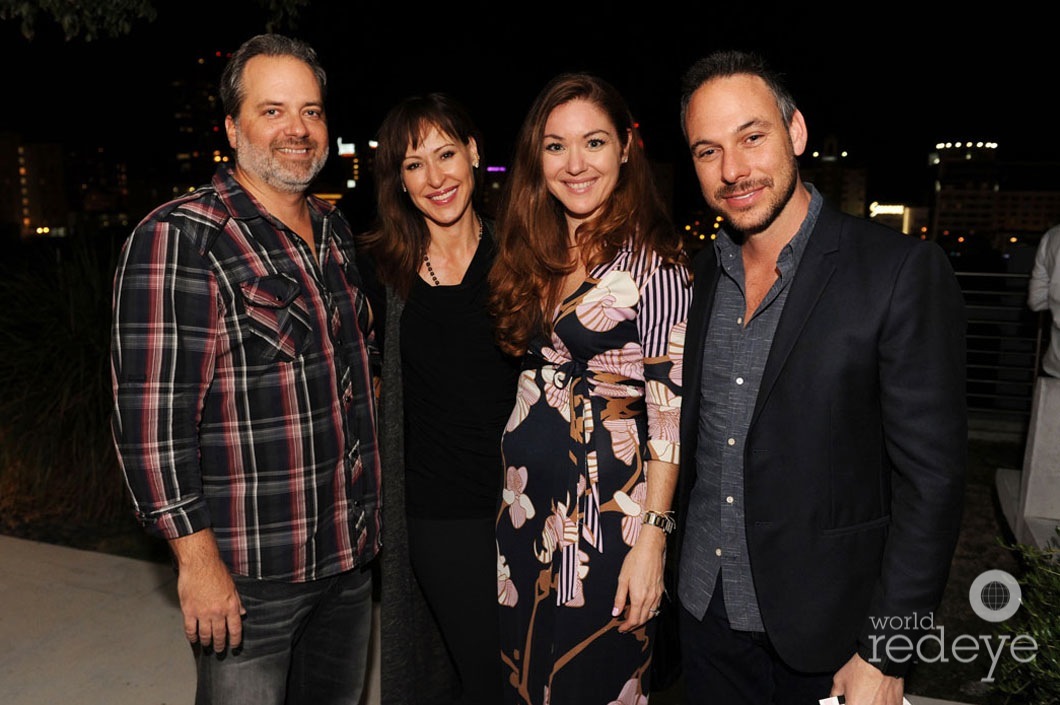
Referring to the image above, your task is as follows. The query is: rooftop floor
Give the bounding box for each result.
[0,437,1027,704]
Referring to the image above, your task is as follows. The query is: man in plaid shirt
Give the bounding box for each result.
[110,33,381,704]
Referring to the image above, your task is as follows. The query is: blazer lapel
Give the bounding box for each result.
[681,245,721,444]
[751,207,842,425]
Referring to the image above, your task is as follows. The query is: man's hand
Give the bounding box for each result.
[830,652,905,705]
[169,530,246,652]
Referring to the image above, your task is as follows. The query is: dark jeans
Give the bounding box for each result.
[679,576,833,705]
[194,565,374,705]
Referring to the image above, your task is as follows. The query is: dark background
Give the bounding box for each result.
[1,3,1052,216]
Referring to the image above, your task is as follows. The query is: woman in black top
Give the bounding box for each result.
[359,93,520,705]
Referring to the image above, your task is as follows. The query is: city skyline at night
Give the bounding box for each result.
[2,4,1054,223]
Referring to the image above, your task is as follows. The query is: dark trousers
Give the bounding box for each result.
[679,575,833,705]
[195,565,374,705]
[408,515,502,705]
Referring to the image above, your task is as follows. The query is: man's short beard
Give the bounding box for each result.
[712,156,799,237]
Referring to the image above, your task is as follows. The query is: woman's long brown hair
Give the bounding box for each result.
[488,72,686,357]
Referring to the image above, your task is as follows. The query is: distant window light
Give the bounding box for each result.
[487,165,506,172]
[936,141,998,150]
[336,137,356,156]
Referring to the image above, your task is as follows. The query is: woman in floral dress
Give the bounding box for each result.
[488,72,692,705]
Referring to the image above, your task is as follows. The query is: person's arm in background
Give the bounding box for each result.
[1028,228,1054,312]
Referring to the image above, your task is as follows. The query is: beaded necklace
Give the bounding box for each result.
[423,216,482,286]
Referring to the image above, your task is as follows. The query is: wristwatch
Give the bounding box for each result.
[642,510,676,535]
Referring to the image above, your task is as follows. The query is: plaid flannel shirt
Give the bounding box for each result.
[110,166,381,582]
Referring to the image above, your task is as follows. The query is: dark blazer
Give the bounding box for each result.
[674,201,967,675]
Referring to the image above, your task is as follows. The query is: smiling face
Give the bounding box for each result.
[226,54,329,195]
[541,98,630,235]
[401,124,478,229]
[684,73,807,237]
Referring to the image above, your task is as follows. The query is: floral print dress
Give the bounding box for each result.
[496,246,691,705]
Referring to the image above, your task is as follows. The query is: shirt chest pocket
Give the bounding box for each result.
[239,274,313,363]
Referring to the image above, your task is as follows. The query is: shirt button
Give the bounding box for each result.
[727,438,736,446]
[726,496,734,504]
[737,316,743,325]
[736,377,744,385]
[715,548,723,557]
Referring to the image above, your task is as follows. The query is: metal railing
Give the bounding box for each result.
[957,270,1047,421]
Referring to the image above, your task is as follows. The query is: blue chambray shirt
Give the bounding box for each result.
[679,185,823,630]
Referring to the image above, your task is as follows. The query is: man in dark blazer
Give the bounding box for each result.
[671,50,967,705]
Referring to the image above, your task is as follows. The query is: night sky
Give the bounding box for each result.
[2,3,1052,212]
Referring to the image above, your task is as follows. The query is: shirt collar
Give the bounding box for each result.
[713,182,823,277]
[210,165,336,223]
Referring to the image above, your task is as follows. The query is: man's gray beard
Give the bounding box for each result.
[235,134,328,194]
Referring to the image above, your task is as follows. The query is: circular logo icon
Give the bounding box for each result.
[968,569,1022,622]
